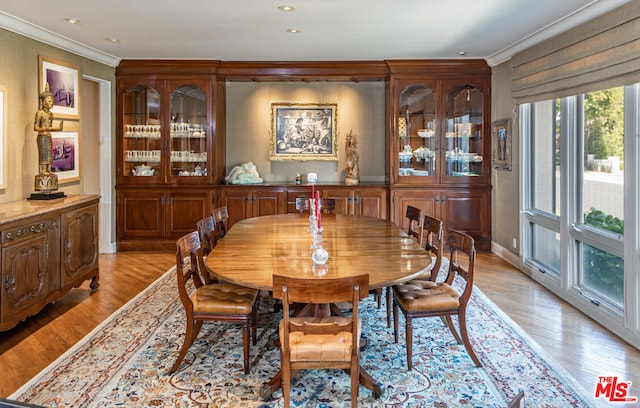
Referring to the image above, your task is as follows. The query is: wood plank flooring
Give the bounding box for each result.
[1,251,639,401]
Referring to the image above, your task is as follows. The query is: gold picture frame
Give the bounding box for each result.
[270,102,338,161]
[38,56,80,119]
[492,119,512,171]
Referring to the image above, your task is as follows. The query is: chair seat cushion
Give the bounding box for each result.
[393,281,459,312]
[192,282,258,314]
[280,317,361,362]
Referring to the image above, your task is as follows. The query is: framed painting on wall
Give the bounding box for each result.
[39,56,80,119]
[270,102,338,161]
[492,118,512,171]
[52,131,80,183]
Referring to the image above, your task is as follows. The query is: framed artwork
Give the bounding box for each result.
[492,119,512,171]
[39,56,80,119]
[270,102,338,161]
[0,85,5,188]
[52,131,80,183]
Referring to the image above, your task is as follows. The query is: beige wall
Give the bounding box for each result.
[0,28,115,204]
[225,81,386,184]
[491,62,521,256]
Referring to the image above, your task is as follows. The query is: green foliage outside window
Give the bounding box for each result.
[584,88,624,161]
[583,208,624,305]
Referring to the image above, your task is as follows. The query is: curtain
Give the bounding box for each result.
[511,0,640,103]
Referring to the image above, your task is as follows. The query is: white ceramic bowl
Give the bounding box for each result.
[417,129,435,138]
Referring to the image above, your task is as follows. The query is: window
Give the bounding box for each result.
[521,85,638,343]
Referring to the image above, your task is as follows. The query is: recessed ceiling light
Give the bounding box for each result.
[286,28,301,33]
[278,5,295,11]
[458,51,467,56]
[105,38,120,44]
[64,18,80,25]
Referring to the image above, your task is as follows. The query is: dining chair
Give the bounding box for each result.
[411,215,445,282]
[374,205,423,327]
[196,215,217,284]
[392,229,482,369]
[197,215,217,256]
[295,197,337,214]
[272,273,369,408]
[212,206,229,241]
[171,231,259,375]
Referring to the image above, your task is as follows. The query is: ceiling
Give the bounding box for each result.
[0,0,630,67]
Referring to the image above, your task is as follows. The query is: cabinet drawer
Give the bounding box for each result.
[2,221,51,246]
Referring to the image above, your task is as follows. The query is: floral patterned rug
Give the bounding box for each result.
[11,266,595,407]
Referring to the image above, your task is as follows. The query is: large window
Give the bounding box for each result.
[521,85,638,345]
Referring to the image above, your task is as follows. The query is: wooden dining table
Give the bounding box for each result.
[206,213,434,400]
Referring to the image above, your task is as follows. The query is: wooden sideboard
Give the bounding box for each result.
[0,194,100,331]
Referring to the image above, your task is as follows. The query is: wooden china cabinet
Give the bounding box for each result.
[388,60,492,250]
[115,61,225,250]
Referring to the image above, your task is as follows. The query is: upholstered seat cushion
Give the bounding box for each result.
[280,317,361,362]
[191,282,258,314]
[393,280,459,312]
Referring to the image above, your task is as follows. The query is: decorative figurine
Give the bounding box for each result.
[345,129,360,185]
[30,83,66,199]
[225,161,264,184]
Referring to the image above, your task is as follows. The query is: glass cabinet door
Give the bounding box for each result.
[444,83,485,179]
[122,84,162,179]
[169,84,208,179]
[397,82,437,180]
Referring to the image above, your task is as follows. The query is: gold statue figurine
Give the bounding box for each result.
[32,83,64,194]
[345,129,360,185]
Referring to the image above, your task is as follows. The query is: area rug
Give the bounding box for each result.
[10,266,596,407]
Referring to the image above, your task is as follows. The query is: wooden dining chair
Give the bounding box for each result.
[197,215,217,256]
[171,231,259,375]
[374,205,423,327]
[272,273,369,408]
[411,215,444,282]
[295,197,337,214]
[392,229,482,370]
[212,206,229,240]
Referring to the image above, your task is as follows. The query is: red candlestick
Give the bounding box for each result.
[317,209,321,229]
[315,191,320,227]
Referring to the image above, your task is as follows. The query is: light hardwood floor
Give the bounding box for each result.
[1,251,639,402]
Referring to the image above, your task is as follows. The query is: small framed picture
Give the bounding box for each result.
[39,56,80,119]
[492,119,512,171]
[270,102,338,161]
[52,131,80,183]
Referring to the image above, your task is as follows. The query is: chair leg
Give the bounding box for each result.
[351,361,359,407]
[443,315,463,344]
[375,288,382,309]
[458,310,482,367]
[405,316,414,371]
[251,303,258,346]
[281,352,291,408]
[242,320,251,374]
[385,287,392,328]
[171,318,198,373]
[393,301,400,344]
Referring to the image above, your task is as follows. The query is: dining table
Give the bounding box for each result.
[205,213,434,400]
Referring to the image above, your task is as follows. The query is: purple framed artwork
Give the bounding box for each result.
[39,56,80,119]
[52,131,80,182]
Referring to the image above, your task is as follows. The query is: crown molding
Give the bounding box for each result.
[0,11,120,67]
[485,0,631,67]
